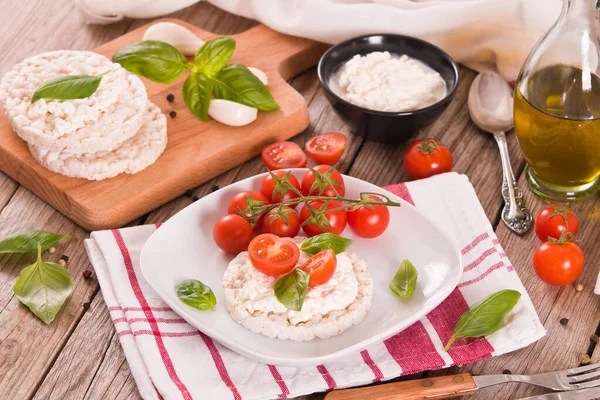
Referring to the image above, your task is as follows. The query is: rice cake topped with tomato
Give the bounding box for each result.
[222,236,373,341]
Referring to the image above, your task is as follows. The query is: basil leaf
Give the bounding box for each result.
[31,72,108,104]
[274,269,309,311]
[300,233,353,255]
[194,37,236,77]
[212,64,279,111]
[176,279,216,311]
[0,231,77,254]
[444,289,521,351]
[13,244,73,324]
[182,72,213,121]
[389,259,418,299]
[112,40,188,84]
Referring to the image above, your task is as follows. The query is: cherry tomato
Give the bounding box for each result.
[300,249,337,287]
[305,132,348,165]
[227,191,268,227]
[213,215,254,254]
[260,170,302,203]
[248,233,300,276]
[299,200,347,237]
[535,204,579,241]
[262,207,300,237]
[301,165,346,197]
[533,238,584,286]
[262,141,308,171]
[347,195,390,238]
[404,138,452,180]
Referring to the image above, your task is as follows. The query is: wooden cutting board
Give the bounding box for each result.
[0,18,329,230]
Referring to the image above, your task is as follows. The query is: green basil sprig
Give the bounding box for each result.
[31,72,109,104]
[13,243,73,324]
[389,259,418,299]
[444,289,521,351]
[176,279,216,311]
[0,231,76,254]
[113,36,279,121]
[112,40,188,84]
[300,233,353,255]
[274,268,309,311]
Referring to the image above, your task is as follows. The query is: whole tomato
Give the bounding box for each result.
[301,165,346,197]
[260,170,302,203]
[213,215,254,254]
[535,204,579,241]
[347,195,390,238]
[262,207,300,237]
[404,138,452,180]
[533,234,584,286]
[299,200,347,236]
[227,191,268,227]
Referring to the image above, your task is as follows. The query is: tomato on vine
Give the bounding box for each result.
[533,233,584,286]
[299,200,347,236]
[347,195,390,238]
[404,138,452,180]
[227,191,268,227]
[260,170,302,203]
[262,207,300,237]
[301,165,346,197]
[535,204,579,241]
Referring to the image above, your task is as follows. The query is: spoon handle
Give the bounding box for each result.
[493,131,533,235]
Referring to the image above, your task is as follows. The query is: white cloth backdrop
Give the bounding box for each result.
[76,0,562,81]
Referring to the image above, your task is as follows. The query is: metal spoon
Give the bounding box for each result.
[468,71,533,235]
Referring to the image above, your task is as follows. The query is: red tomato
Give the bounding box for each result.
[262,141,308,171]
[347,195,390,238]
[227,191,268,227]
[262,207,300,237]
[248,234,300,276]
[300,249,337,287]
[533,239,584,286]
[404,138,452,180]
[305,132,348,165]
[260,170,302,203]
[535,204,579,241]
[299,200,347,237]
[213,215,254,254]
[301,165,346,197]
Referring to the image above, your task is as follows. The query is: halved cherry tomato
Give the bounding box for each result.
[305,132,348,165]
[227,191,268,227]
[262,141,308,171]
[535,204,579,241]
[248,234,300,276]
[299,200,347,237]
[301,165,346,197]
[260,170,302,203]
[300,249,337,287]
[347,195,390,238]
[404,138,452,180]
[533,236,584,286]
[262,207,300,237]
[213,214,254,254]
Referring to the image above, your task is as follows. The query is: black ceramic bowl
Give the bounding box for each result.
[317,34,459,143]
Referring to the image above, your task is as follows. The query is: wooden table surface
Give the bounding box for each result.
[0,2,598,400]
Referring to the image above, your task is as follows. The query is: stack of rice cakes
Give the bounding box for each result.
[0,50,167,181]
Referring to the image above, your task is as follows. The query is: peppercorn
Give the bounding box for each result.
[503,369,512,375]
[60,255,69,263]
[82,270,93,279]
[166,93,175,102]
[185,189,194,197]
[560,318,569,326]
[169,111,177,118]
[579,354,591,365]
[83,302,90,310]
[49,247,56,254]
[192,195,199,202]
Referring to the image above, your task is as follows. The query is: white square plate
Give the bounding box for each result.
[140,170,462,366]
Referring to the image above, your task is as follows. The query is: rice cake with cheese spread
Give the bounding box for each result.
[0,50,147,154]
[223,237,373,341]
[29,102,166,181]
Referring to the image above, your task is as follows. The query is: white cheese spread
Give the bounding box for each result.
[330,51,447,112]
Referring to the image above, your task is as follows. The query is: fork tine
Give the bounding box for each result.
[570,369,600,384]
[570,379,600,390]
[566,363,600,376]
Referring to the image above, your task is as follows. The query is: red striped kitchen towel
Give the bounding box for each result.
[85,172,545,400]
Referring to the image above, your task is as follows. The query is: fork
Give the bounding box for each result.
[323,363,600,400]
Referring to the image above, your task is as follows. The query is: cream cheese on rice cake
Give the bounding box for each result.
[29,102,166,181]
[0,50,147,155]
[223,236,373,341]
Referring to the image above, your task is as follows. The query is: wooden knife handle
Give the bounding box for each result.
[324,373,478,400]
